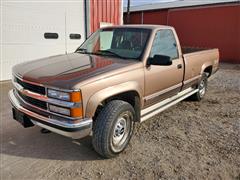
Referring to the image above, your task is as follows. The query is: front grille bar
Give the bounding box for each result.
[12,79,81,108]
[16,77,46,95]
[13,89,80,121]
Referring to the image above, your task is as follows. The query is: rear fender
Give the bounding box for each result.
[201,62,213,76]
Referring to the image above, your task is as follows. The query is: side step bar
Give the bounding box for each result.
[140,87,199,122]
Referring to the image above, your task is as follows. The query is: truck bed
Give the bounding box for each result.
[182,47,210,54]
[182,47,219,84]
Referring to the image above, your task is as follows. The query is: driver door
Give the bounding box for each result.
[144,29,184,107]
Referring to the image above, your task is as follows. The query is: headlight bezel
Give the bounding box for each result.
[49,104,71,116]
[48,104,83,118]
[47,89,82,102]
[47,89,71,101]
[47,88,83,118]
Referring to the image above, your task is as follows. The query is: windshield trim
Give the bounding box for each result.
[75,27,152,61]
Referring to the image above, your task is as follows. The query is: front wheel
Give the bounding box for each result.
[92,100,135,158]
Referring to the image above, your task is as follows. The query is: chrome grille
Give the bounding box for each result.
[12,75,81,120]
[18,92,47,110]
[16,78,46,95]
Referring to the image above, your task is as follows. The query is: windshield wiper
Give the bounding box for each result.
[97,50,127,59]
[75,48,88,54]
[76,49,133,59]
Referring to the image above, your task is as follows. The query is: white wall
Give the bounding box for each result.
[0,0,86,81]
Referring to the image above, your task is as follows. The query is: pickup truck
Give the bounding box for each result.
[9,25,219,158]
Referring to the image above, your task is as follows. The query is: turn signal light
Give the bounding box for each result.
[70,92,82,102]
[70,107,83,118]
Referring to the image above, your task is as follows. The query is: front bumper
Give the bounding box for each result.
[9,89,92,139]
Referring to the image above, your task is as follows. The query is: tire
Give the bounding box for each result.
[190,73,208,101]
[92,100,135,158]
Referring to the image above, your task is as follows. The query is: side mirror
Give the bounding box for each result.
[148,55,172,66]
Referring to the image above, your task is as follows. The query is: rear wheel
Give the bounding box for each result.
[92,100,135,158]
[190,73,208,101]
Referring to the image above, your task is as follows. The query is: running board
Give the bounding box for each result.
[140,88,199,122]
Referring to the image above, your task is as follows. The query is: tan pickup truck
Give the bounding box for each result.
[9,25,219,158]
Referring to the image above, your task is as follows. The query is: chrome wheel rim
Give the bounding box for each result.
[199,79,206,97]
[111,111,132,152]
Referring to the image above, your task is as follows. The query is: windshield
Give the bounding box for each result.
[76,28,151,60]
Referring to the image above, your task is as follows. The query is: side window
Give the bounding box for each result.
[150,29,178,60]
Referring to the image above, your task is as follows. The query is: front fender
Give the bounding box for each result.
[85,81,143,118]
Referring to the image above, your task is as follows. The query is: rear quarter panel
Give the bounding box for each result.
[183,48,219,81]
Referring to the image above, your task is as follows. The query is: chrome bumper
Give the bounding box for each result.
[8,89,92,139]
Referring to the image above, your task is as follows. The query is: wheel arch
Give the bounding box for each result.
[85,81,143,121]
[201,64,213,77]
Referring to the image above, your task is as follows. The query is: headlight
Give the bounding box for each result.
[48,89,70,101]
[47,89,83,117]
[47,89,81,102]
[49,104,70,116]
[49,104,83,117]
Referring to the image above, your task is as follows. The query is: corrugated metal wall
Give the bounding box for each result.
[90,0,122,33]
[128,12,142,24]
[129,10,168,25]
[168,5,240,63]
[143,10,168,25]
[125,4,240,63]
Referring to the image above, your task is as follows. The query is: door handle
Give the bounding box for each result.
[177,64,182,69]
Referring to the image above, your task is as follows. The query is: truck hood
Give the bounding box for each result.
[13,53,139,89]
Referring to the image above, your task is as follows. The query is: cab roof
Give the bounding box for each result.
[101,24,173,30]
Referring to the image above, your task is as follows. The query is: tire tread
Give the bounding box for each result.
[92,100,134,158]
